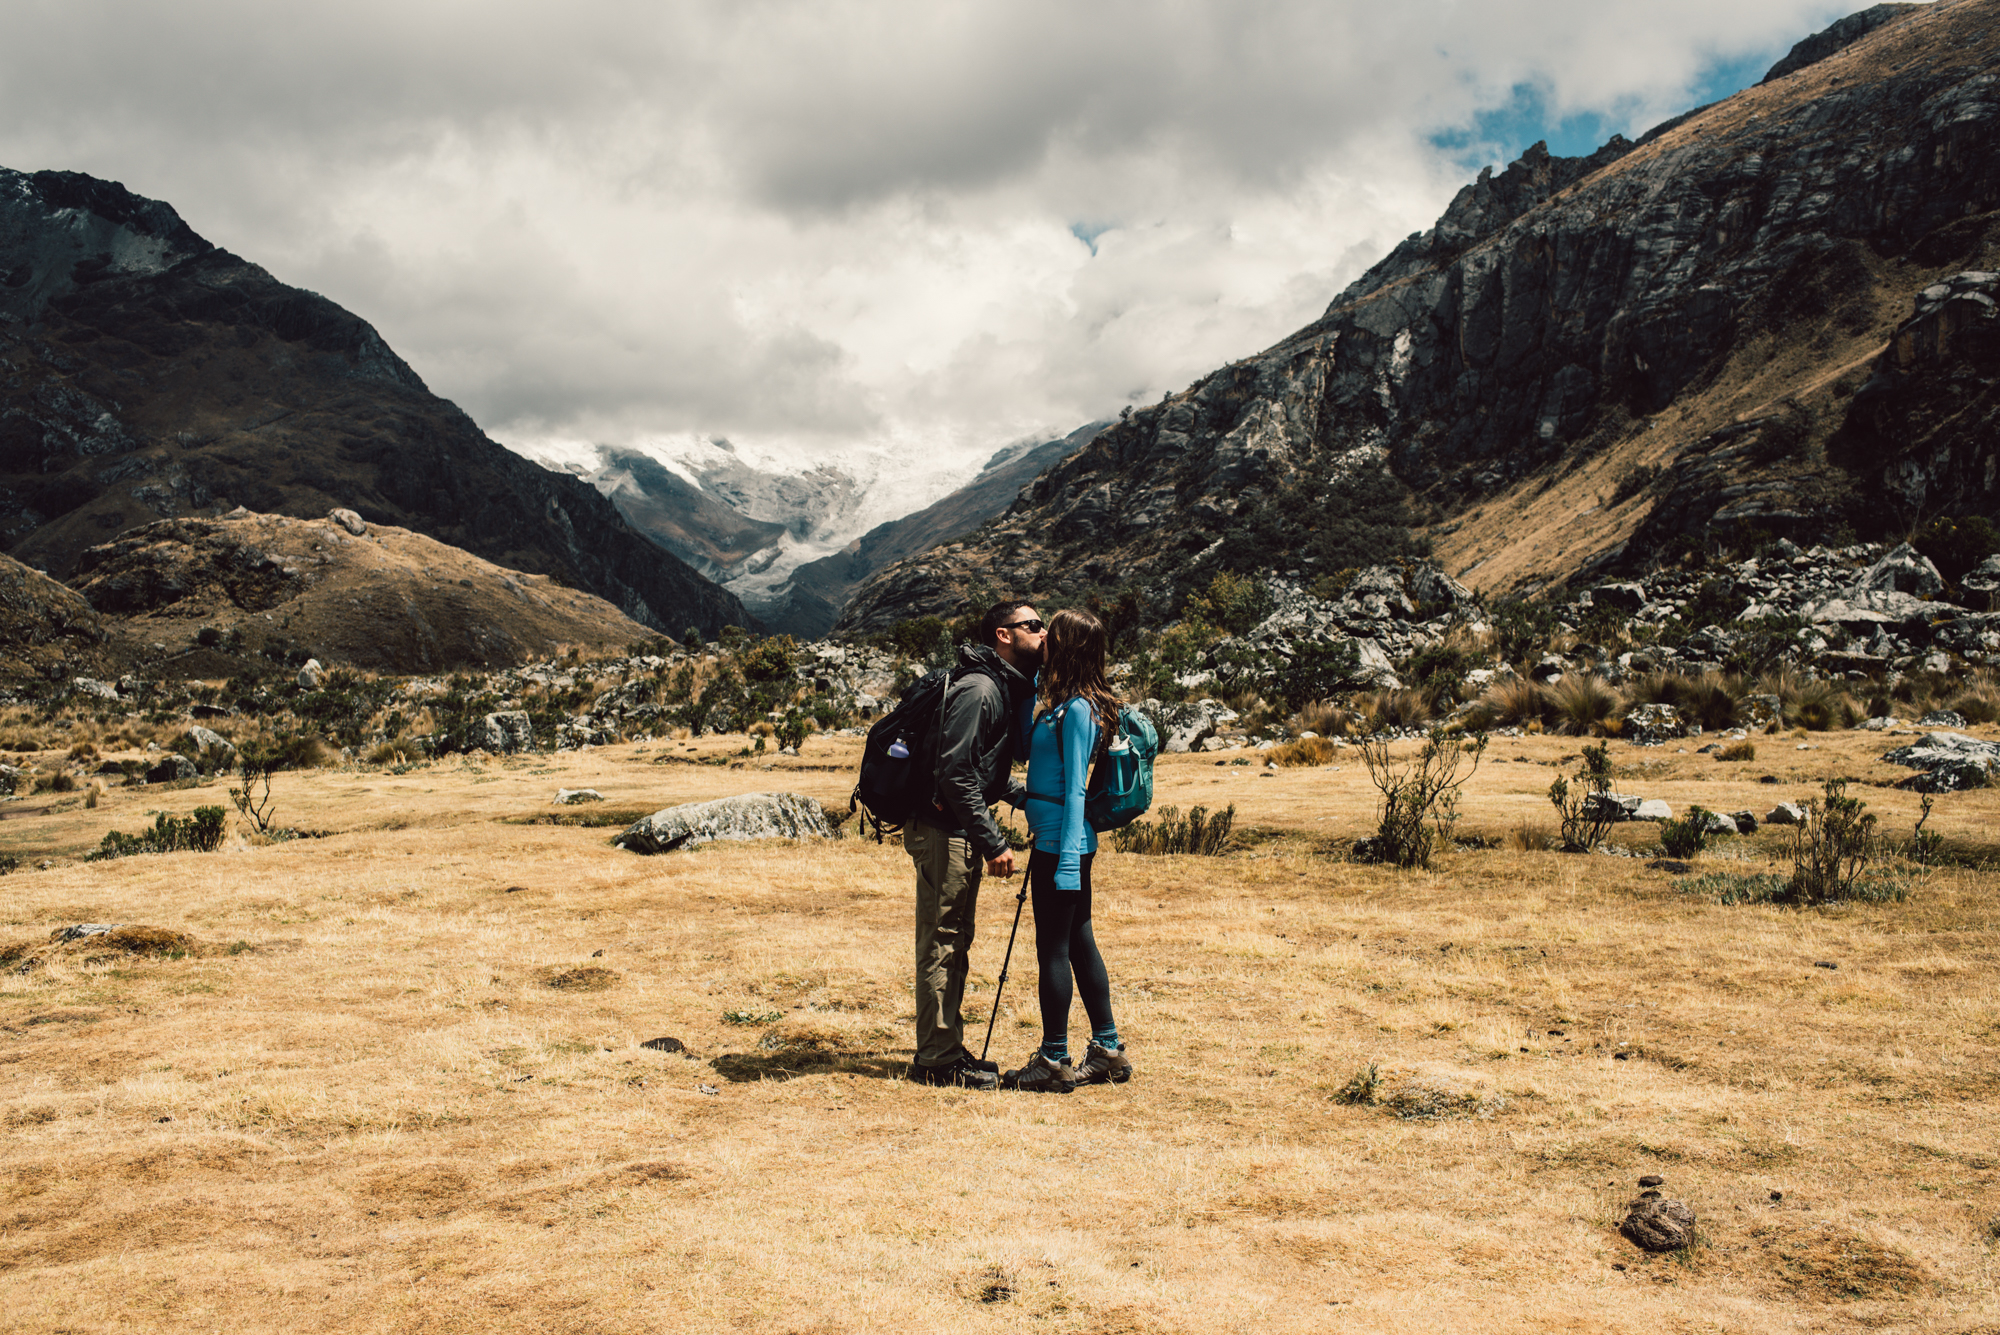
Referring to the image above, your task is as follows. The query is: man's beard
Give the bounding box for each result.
[1016,641,1045,672]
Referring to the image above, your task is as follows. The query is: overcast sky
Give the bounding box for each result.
[0,0,1856,513]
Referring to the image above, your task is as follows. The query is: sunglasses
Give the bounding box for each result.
[1001,618,1046,634]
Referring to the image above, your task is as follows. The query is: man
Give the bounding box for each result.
[905,600,1046,1089]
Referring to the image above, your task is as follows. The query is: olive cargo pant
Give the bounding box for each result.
[906,818,982,1066]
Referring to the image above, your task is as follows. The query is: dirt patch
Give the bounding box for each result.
[538,965,619,991]
[90,926,198,956]
[621,1161,692,1182]
[1752,1219,1934,1300]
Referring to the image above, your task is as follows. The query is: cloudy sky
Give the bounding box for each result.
[1,0,1856,520]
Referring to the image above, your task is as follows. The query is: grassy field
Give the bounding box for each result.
[2,728,1996,1333]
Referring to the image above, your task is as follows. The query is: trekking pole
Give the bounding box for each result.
[980,877,1029,1066]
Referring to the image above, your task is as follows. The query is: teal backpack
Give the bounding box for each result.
[1085,704,1159,832]
[1028,701,1159,833]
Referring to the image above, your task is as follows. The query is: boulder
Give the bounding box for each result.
[1584,792,1643,823]
[617,792,834,854]
[1918,709,1968,728]
[554,788,603,804]
[1728,810,1759,834]
[1962,554,2000,599]
[1851,542,1945,598]
[1881,731,2000,792]
[1740,693,1783,728]
[1632,799,1674,822]
[328,508,368,536]
[1624,703,1698,747]
[1621,1195,1697,1252]
[1408,563,1474,611]
[1687,808,1739,836]
[181,726,236,771]
[70,677,121,701]
[1856,715,1901,731]
[297,658,324,689]
[1765,801,1807,825]
[1152,698,1238,754]
[476,711,535,754]
[1529,655,1567,684]
[0,763,21,794]
[147,754,197,783]
[1591,582,1648,614]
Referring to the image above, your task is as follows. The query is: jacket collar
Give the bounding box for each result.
[958,641,1033,698]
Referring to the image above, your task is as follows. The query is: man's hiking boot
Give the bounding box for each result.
[957,1045,999,1074]
[1001,1051,1076,1093]
[1073,1041,1132,1085]
[907,1053,999,1090]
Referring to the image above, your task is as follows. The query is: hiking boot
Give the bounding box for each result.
[1001,1051,1075,1093]
[956,1045,999,1074]
[1073,1041,1132,1085]
[907,1054,999,1090]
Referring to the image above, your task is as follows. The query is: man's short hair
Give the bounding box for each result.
[978,600,1034,646]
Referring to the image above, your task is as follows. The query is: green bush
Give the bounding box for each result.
[1548,742,1615,852]
[738,635,798,684]
[92,806,228,860]
[1185,572,1273,636]
[1788,779,1877,905]
[1112,804,1236,856]
[1658,806,1714,859]
[884,616,952,663]
[1353,729,1488,869]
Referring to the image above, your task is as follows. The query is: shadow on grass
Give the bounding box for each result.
[710,1051,906,1083]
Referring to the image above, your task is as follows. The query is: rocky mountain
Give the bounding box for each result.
[73,508,652,675]
[837,0,2000,634]
[0,169,751,639]
[0,549,119,679]
[771,421,1107,637]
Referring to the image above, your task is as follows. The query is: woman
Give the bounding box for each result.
[1003,607,1132,1093]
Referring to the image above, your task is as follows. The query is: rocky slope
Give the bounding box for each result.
[0,169,751,638]
[0,549,120,679]
[72,508,652,674]
[837,0,2000,633]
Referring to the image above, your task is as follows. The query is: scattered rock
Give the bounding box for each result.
[1689,808,1740,836]
[1584,792,1644,822]
[1592,583,1648,614]
[1851,542,1945,598]
[1621,1196,1697,1252]
[296,658,324,689]
[1917,709,1968,728]
[1728,810,1759,834]
[617,791,835,854]
[1882,731,2000,792]
[1632,799,1674,822]
[327,507,368,536]
[477,711,535,754]
[180,725,236,771]
[146,754,197,784]
[69,677,121,701]
[1625,704,1699,747]
[554,788,604,805]
[1766,802,1807,825]
[1638,1175,1665,1187]
[1856,715,1901,731]
[641,1036,686,1053]
[1814,961,1838,969]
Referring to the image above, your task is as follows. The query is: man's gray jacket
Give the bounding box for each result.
[927,642,1033,861]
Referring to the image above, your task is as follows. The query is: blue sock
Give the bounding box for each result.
[1090,1024,1120,1052]
[1040,1038,1069,1065]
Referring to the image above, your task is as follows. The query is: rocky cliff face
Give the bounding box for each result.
[0,169,751,638]
[838,0,2000,633]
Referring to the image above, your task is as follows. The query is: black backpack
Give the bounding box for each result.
[849,661,990,841]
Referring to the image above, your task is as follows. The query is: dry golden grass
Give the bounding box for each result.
[3,727,1999,1332]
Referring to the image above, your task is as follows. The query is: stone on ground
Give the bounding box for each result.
[618,792,834,854]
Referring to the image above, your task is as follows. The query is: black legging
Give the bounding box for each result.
[1028,847,1113,1051]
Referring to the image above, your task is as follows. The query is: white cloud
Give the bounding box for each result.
[0,0,1857,522]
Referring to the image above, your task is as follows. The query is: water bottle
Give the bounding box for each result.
[887,739,910,759]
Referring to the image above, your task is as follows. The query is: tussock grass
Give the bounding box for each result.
[1545,674,1620,736]
[1266,736,1335,767]
[0,730,1997,1331]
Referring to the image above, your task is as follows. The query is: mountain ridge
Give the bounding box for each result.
[836,0,2000,633]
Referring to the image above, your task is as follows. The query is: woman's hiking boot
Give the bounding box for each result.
[1001,1051,1075,1093]
[1073,1041,1132,1085]
[907,1052,999,1090]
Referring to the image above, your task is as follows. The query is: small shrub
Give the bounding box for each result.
[1908,792,1945,866]
[48,772,78,793]
[1658,806,1715,859]
[1361,688,1432,732]
[1787,678,1856,732]
[1268,737,1335,767]
[1113,805,1236,856]
[774,710,810,751]
[1353,729,1488,869]
[1548,741,1616,852]
[91,806,227,860]
[1716,739,1757,761]
[229,747,280,836]
[1286,700,1347,738]
[1546,675,1620,736]
[1507,821,1556,852]
[1464,677,1548,730]
[1787,779,1877,905]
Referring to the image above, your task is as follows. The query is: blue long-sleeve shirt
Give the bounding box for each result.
[1022,695,1098,889]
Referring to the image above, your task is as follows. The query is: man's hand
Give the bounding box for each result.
[984,849,1017,877]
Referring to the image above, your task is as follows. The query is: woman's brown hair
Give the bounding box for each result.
[1039,608,1120,744]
